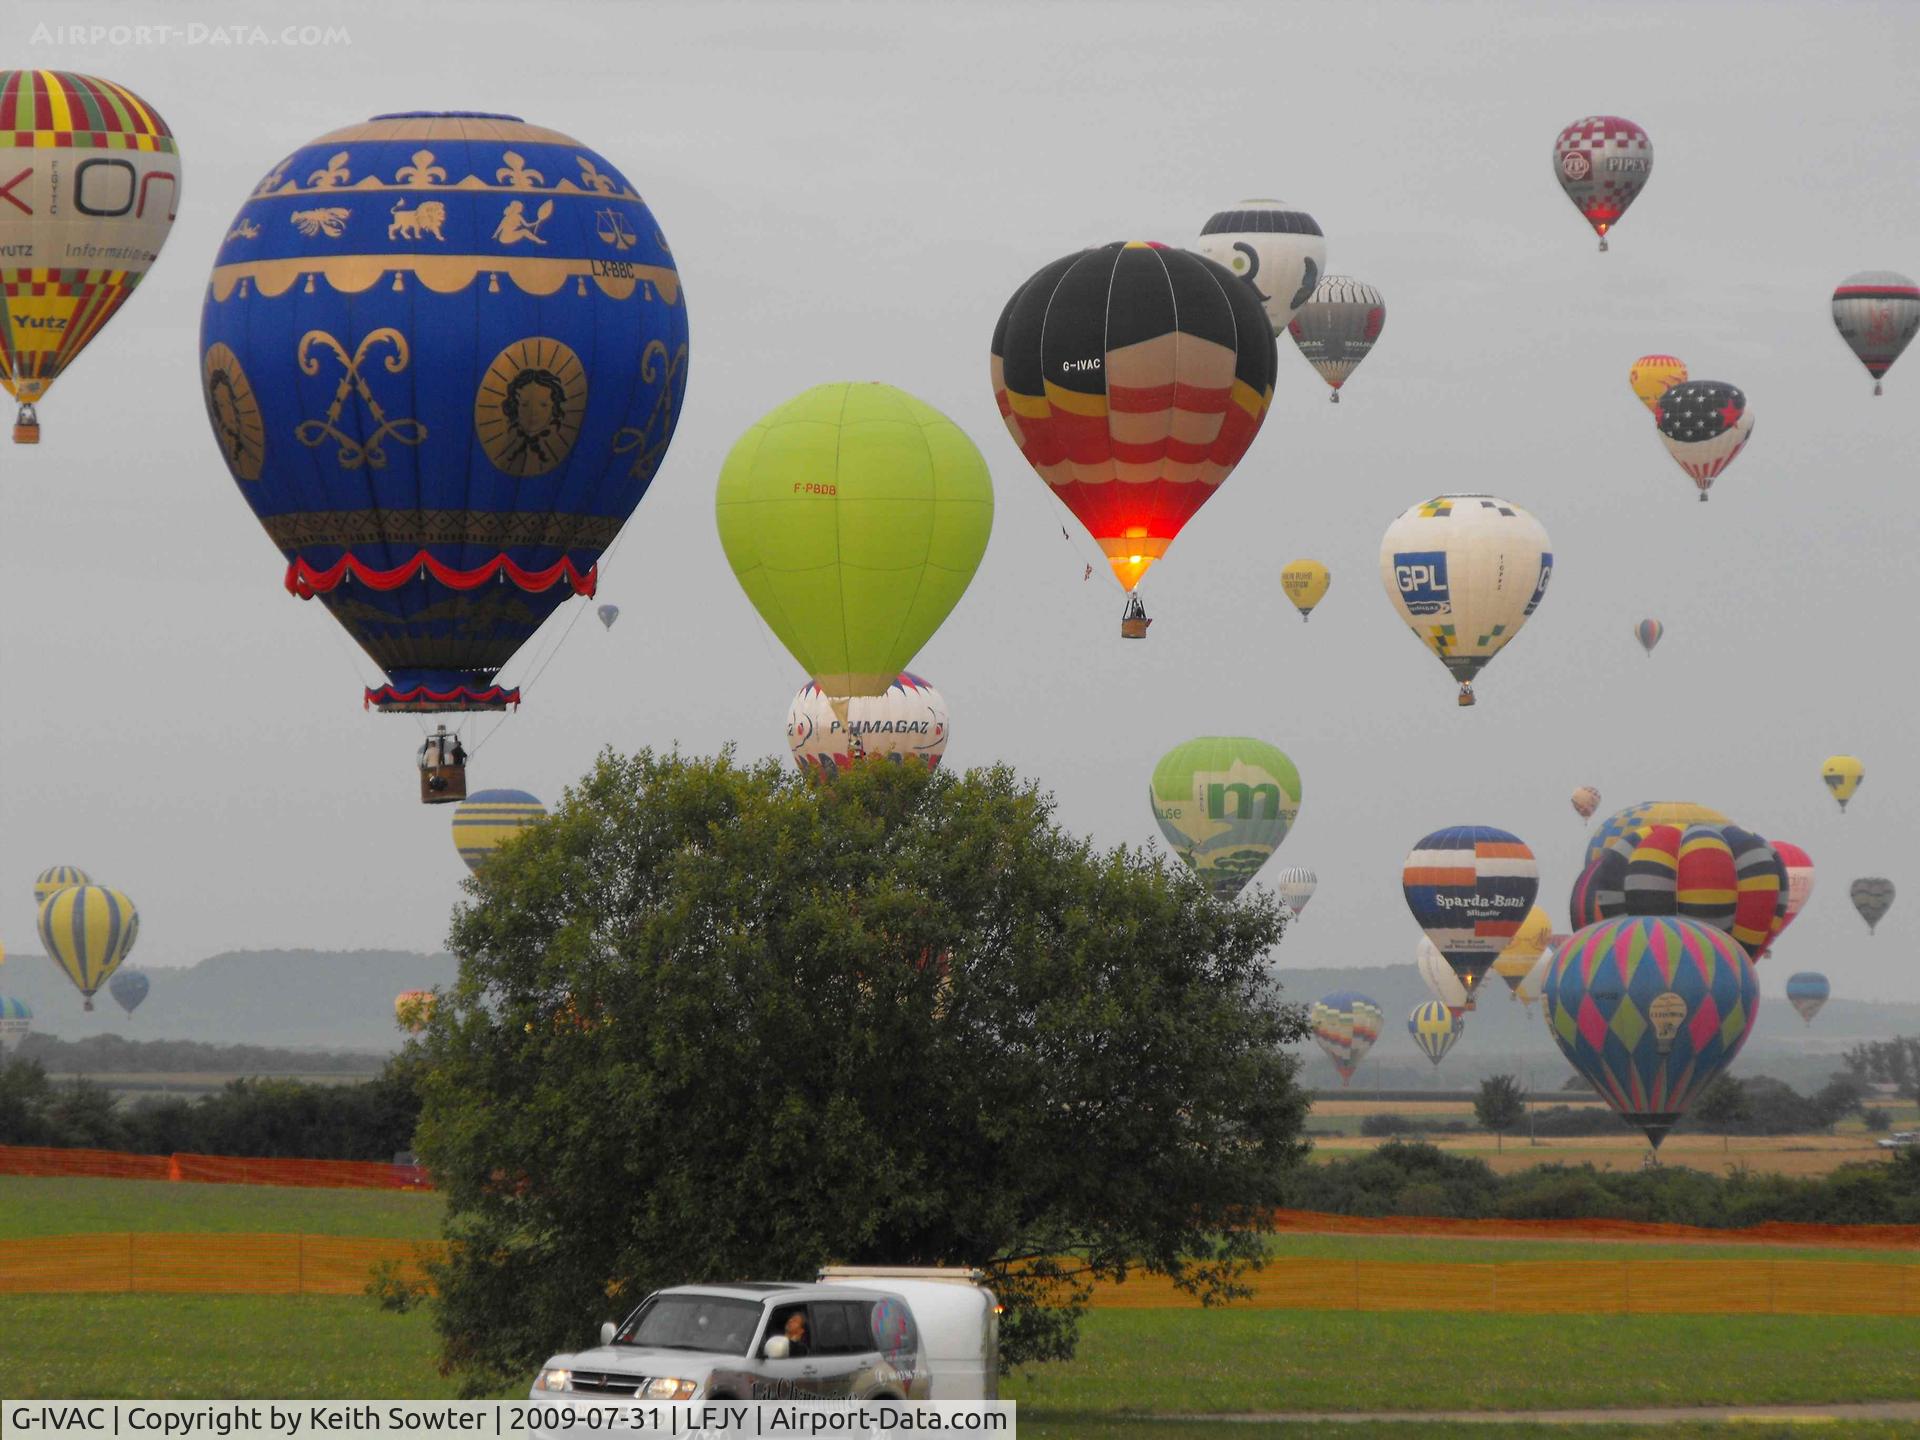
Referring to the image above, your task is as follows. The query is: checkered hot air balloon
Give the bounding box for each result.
[1553,115,1653,252]
[1403,826,1539,999]
[788,673,948,775]
[991,242,1277,631]
[1654,382,1753,501]
[1310,991,1383,1086]
[1546,916,1759,1149]
[1785,972,1829,1026]
[1408,1000,1464,1066]
[1831,272,1920,395]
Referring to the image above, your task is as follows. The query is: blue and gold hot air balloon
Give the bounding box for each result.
[1545,915,1759,1148]
[1402,826,1539,999]
[200,111,688,715]
[1408,1000,1463,1066]
[36,884,139,1011]
[32,866,91,905]
[450,788,548,873]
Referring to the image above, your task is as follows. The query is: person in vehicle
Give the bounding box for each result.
[782,1310,810,1357]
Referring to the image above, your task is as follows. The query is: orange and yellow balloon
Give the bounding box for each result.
[1628,355,1687,413]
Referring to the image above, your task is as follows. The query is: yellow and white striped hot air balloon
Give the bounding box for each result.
[450,790,548,874]
[36,884,139,1010]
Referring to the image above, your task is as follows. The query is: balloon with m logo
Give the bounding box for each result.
[200,111,689,712]
[1149,737,1302,902]
[1545,916,1759,1149]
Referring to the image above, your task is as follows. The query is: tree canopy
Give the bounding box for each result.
[413,750,1310,1391]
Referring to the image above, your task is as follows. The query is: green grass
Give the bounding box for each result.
[0,1176,445,1239]
[1001,1310,1920,1414]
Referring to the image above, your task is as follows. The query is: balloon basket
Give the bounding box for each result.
[13,403,38,443]
[1120,591,1151,639]
[1329,391,1340,404]
[420,762,468,805]
[1456,685,1476,707]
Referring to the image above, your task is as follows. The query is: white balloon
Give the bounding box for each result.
[1196,200,1327,333]
[1416,936,1471,1013]
[787,673,949,773]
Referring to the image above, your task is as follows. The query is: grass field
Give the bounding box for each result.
[0,1175,445,1238]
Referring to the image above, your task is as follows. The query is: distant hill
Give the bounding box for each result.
[0,949,457,1052]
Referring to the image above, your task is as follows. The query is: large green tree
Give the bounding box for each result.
[415,750,1309,1392]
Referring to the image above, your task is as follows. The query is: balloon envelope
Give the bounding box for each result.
[1491,905,1554,992]
[1409,1000,1464,1066]
[1832,272,1919,394]
[1635,619,1664,654]
[1417,936,1470,1013]
[1196,200,1326,332]
[1379,495,1551,706]
[1655,381,1752,501]
[33,866,91,905]
[1280,559,1330,621]
[1274,867,1317,917]
[789,673,948,773]
[1571,786,1601,820]
[1287,274,1385,401]
[0,997,30,1056]
[451,789,548,874]
[37,885,139,1010]
[1769,841,1815,947]
[108,969,150,1015]
[1553,115,1652,249]
[202,110,688,711]
[1545,916,1759,1147]
[1150,738,1302,901]
[1850,877,1894,934]
[1403,826,1539,997]
[1629,355,1686,413]
[597,605,620,630]
[718,383,992,696]
[991,242,1276,594]
[1785,972,1829,1025]
[1571,820,1784,960]
[1822,755,1863,812]
[0,72,180,428]
[1586,801,1728,870]
[1310,992,1382,1085]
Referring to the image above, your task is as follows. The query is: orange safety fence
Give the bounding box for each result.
[0,1234,441,1295]
[1265,1208,1920,1250]
[0,1145,430,1190]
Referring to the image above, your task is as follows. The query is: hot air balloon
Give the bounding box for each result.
[451,789,548,874]
[1822,756,1863,813]
[1553,116,1652,252]
[597,605,620,630]
[1379,495,1552,706]
[1417,936,1470,1014]
[1404,827,1539,999]
[1409,1000,1463,1066]
[1545,916,1758,1148]
[0,997,30,1056]
[1655,382,1752,501]
[202,111,688,757]
[36,884,138,1011]
[1832,272,1920,395]
[1768,841,1814,950]
[1196,200,1326,332]
[1149,738,1302,901]
[1785,972,1829,1026]
[0,938,5,971]
[1628,355,1686,413]
[1287,274,1384,403]
[1274,867,1318,918]
[1569,820,1785,962]
[1586,801,1729,870]
[1851,877,1894,934]
[1280,559,1330,621]
[1515,942,1559,1011]
[395,990,435,1032]
[991,243,1276,635]
[789,673,948,773]
[718,383,993,695]
[0,72,181,443]
[1635,619,1663,656]
[33,867,91,906]
[108,968,149,1016]
[1310,992,1382,1086]
[1571,786,1601,821]
[1491,905,1554,994]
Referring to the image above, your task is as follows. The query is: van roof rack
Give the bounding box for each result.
[817,1266,984,1283]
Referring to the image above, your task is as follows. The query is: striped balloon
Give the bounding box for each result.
[1570,819,1783,962]
[1586,801,1728,870]
[1785,972,1829,1026]
[1851,877,1894,935]
[1408,1000,1463,1066]
[1403,826,1539,998]
[32,866,91,905]
[1287,274,1385,401]
[1635,619,1663,656]
[1310,991,1383,1086]
[1274,867,1317,918]
[0,996,30,1055]
[36,885,139,1010]
[1769,842,1815,949]
[450,790,548,875]
[1545,916,1759,1148]
[1831,272,1919,395]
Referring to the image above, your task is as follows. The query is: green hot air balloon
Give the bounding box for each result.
[1149,737,1302,900]
[716,383,994,699]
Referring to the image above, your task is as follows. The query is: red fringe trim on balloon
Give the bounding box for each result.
[363,682,521,712]
[285,551,597,598]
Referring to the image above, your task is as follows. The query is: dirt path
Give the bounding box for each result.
[1159,1400,1920,1424]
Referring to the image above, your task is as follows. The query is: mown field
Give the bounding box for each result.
[4,1175,1920,1430]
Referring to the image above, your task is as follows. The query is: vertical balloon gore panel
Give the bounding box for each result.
[199,112,689,709]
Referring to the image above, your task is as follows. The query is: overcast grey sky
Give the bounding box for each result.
[4,0,1918,1010]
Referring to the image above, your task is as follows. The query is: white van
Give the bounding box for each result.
[815,1267,999,1400]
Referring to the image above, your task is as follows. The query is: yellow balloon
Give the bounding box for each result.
[1629,354,1687,413]
[1491,905,1553,993]
[1822,755,1864,813]
[1280,559,1330,621]
[36,885,139,1011]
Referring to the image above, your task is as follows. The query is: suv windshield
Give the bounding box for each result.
[616,1295,765,1356]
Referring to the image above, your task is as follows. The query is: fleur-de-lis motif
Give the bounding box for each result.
[306,151,351,188]
[225,218,262,242]
[575,156,617,195]
[294,328,428,470]
[252,158,292,197]
[395,150,447,186]
[495,151,545,188]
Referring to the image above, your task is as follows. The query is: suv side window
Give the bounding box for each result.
[811,1299,851,1354]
